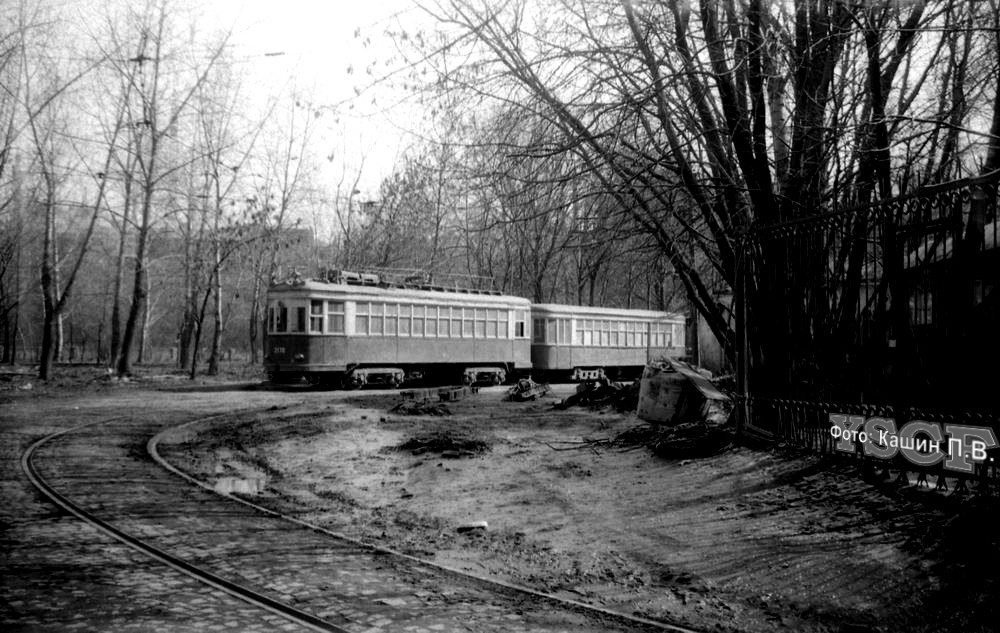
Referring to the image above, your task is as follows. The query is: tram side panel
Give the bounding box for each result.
[348,336,529,369]
[265,280,531,384]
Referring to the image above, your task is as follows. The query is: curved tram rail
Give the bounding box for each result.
[22,413,704,633]
[22,417,346,633]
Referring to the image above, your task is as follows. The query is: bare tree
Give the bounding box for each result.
[107,0,232,377]
[409,0,996,389]
[17,0,115,380]
[244,94,317,364]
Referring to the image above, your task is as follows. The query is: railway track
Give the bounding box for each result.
[22,410,705,633]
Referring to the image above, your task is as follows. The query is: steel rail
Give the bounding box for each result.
[21,416,350,633]
[151,413,706,633]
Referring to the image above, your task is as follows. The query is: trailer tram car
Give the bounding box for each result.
[265,273,532,388]
[530,303,686,381]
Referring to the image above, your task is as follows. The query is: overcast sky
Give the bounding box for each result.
[206,0,437,193]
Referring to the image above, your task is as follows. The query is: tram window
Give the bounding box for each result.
[463,309,474,337]
[384,304,397,335]
[450,307,461,338]
[327,301,345,334]
[370,303,384,336]
[551,319,562,344]
[658,323,672,347]
[310,300,324,332]
[275,303,288,332]
[475,309,486,338]
[499,310,509,338]
[673,323,684,348]
[486,309,498,338]
[514,310,526,338]
[412,305,424,337]
[626,322,635,346]
[425,306,437,337]
[425,305,437,337]
[355,302,369,335]
[295,307,306,332]
[438,307,449,337]
[399,304,411,336]
[267,307,275,333]
[610,322,619,346]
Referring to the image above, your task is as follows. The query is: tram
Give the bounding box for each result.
[529,303,686,381]
[264,273,531,388]
[264,270,686,387]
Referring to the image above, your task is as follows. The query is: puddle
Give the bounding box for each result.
[213,476,267,495]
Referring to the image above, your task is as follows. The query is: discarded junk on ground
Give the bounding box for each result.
[506,377,551,401]
[554,378,638,411]
[636,359,731,426]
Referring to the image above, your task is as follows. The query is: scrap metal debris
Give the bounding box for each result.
[507,377,551,401]
[401,385,479,402]
[388,399,452,416]
[554,378,638,411]
[637,360,732,425]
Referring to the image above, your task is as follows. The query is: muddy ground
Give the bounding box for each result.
[5,368,999,633]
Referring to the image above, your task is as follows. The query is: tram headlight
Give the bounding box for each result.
[293,353,305,362]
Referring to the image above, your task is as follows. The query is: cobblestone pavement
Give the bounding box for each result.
[2,391,677,633]
[1,394,315,632]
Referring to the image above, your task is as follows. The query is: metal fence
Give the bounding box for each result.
[737,172,1000,488]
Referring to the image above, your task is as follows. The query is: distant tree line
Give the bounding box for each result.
[0,0,686,381]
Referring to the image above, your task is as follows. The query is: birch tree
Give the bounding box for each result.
[106,0,232,377]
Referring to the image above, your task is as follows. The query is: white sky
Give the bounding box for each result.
[205,0,438,194]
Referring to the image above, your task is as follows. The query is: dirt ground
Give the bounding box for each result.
[5,368,999,633]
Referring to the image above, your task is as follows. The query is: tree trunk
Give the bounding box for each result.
[109,186,131,368]
[138,270,151,364]
[54,313,64,363]
[118,218,150,376]
[39,190,57,381]
[248,272,262,365]
[982,15,1000,175]
[207,264,222,375]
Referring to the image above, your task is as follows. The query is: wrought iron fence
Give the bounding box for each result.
[737,172,1000,486]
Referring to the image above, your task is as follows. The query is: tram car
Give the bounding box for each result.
[264,272,531,388]
[530,303,685,381]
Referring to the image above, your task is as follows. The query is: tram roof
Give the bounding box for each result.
[269,279,531,307]
[531,303,685,322]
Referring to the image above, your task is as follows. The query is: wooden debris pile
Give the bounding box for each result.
[642,421,733,458]
[394,431,491,456]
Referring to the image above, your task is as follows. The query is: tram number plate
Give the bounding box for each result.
[273,346,286,354]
